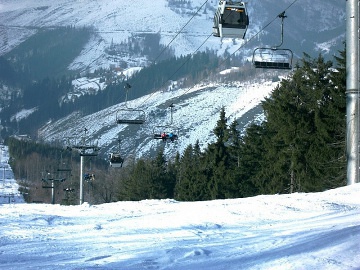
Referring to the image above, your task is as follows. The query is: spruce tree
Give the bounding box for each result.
[174,141,207,201]
[203,107,232,199]
[259,53,346,192]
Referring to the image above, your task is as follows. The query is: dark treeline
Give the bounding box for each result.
[5,26,92,82]
[6,49,347,204]
[6,136,109,204]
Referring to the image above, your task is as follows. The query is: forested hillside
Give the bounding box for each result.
[7,50,346,203]
[4,27,92,82]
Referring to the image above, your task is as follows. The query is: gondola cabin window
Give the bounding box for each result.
[223,7,247,28]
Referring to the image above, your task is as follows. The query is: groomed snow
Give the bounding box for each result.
[0,145,359,270]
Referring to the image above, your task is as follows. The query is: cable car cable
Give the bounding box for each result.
[137,32,214,108]
[111,0,211,108]
[123,0,302,120]
[167,0,301,99]
[108,0,303,150]
[152,0,210,64]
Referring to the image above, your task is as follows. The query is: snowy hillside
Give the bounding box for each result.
[0,0,346,160]
[38,73,279,159]
[1,144,359,270]
[0,0,345,71]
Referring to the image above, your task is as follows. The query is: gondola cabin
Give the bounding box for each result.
[109,153,124,168]
[213,1,249,39]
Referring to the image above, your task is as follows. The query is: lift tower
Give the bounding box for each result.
[346,0,359,185]
[69,129,100,204]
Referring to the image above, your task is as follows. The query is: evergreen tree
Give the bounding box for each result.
[174,141,207,201]
[237,123,266,195]
[150,148,172,199]
[120,159,152,200]
[226,120,255,197]
[258,53,346,192]
[119,149,175,200]
[203,107,232,199]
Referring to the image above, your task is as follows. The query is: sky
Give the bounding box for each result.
[1,144,359,270]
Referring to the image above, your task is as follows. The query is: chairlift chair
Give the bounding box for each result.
[213,1,249,39]
[153,103,179,142]
[253,47,293,69]
[153,126,179,142]
[109,153,124,168]
[252,11,293,70]
[116,108,146,125]
[109,138,124,168]
[116,82,146,124]
[84,173,95,181]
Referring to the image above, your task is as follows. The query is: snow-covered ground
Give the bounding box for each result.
[0,144,359,269]
[0,145,24,204]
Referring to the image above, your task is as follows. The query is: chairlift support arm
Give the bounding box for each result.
[274,11,287,49]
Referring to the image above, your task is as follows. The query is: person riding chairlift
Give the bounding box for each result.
[161,132,167,142]
[169,132,174,142]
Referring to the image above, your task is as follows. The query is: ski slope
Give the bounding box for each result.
[0,144,359,269]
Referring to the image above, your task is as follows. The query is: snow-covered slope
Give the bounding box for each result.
[1,145,359,270]
[0,142,360,270]
[38,73,279,159]
[0,145,25,204]
[1,143,359,270]
[0,0,345,71]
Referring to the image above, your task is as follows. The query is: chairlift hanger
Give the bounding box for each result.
[252,11,293,70]
[213,1,249,39]
[116,83,146,125]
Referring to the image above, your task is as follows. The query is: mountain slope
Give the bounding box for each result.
[0,0,346,160]
[38,72,280,160]
[0,0,345,71]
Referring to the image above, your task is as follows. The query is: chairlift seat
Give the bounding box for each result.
[110,162,123,168]
[116,109,146,125]
[109,153,124,168]
[116,119,145,125]
[154,133,178,141]
[253,47,293,70]
[254,61,291,70]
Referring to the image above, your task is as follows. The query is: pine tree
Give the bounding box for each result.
[203,107,232,199]
[258,53,346,192]
[224,120,244,197]
[150,148,173,199]
[238,123,267,195]
[174,141,207,200]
